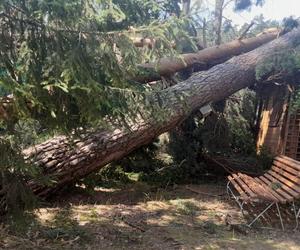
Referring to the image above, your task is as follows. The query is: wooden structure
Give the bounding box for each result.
[256,84,300,161]
[283,109,300,160]
[227,155,300,229]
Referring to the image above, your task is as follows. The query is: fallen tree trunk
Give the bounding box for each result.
[24,28,300,197]
[135,30,279,83]
[0,31,280,121]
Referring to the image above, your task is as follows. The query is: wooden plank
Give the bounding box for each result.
[228,176,249,201]
[263,173,299,198]
[264,172,300,197]
[272,160,299,176]
[227,155,300,203]
[259,175,295,200]
[256,176,293,203]
[252,176,286,203]
[275,156,300,171]
[270,167,300,185]
[238,173,278,202]
[232,174,257,199]
[272,165,300,182]
[276,156,300,171]
[241,174,279,202]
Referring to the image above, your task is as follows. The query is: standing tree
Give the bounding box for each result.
[214,0,225,45]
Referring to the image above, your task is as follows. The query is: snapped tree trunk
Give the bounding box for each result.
[135,31,279,83]
[24,28,300,197]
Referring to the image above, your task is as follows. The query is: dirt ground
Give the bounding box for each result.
[1,182,300,250]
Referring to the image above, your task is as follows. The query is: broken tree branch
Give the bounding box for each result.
[22,28,300,197]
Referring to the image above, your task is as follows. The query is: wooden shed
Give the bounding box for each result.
[256,84,300,160]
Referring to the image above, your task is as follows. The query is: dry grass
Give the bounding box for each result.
[1,183,300,249]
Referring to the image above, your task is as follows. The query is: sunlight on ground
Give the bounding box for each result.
[1,183,300,249]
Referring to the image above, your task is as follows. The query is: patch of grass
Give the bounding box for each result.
[126,172,141,182]
[79,208,102,222]
[5,212,38,235]
[39,208,90,242]
[3,208,91,248]
[172,199,199,216]
[200,220,218,234]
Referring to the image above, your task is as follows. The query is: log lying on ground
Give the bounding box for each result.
[24,28,300,197]
[135,30,279,83]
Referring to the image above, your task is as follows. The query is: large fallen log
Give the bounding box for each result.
[0,31,280,121]
[135,30,279,83]
[24,28,300,197]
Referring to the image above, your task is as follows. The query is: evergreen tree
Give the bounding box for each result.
[0,0,193,213]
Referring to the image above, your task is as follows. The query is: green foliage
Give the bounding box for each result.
[0,0,195,131]
[199,89,257,155]
[290,88,300,111]
[0,138,37,215]
[109,0,181,28]
[80,164,132,190]
[113,138,162,174]
[283,16,299,31]
[234,0,265,12]
[139,161,208,186]
[256,146,274,170]
[254,18,300,82]
[80,135,208,188]
[168,116,202,166]
[0,0,198,215]
[42,209,90,241]
[0,0,291,217]
[255,48,300,81]
[172,199,199,216]
[225,90,257,154]
[238,15,279,39]
[0,118,58,215]
[271,181,282,190]
[200,113,231,153]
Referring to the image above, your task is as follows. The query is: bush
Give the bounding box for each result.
[80,164,132,190]
[257,146,274,170]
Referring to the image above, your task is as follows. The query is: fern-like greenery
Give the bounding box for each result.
[0,0,197,214]
[0,0,197,130]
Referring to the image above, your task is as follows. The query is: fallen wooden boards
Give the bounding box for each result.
[227,155,300,204]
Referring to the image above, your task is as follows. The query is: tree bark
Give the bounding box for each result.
[202,18,207,48]
[214,0,224,45]
[135,31,279,83]
[0,32,280,121]
[24,28,300,197]
[182,0,191,16]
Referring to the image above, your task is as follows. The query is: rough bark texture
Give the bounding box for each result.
[0,32,281,121]
[182,0,191,15]
[24,28,300,197]
[202,18,207,48]
[136,31,279,83]
[214,0,224,45]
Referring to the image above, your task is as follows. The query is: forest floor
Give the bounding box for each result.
[1,182,300,249]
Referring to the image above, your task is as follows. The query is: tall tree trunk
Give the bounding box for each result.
[135,31,278,83]
[214,0,224,45]
[182,0,191,15]
[24,28,300,197]
[202,18,207,48]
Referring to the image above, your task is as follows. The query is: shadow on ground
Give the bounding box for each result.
[1,183,300,249]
